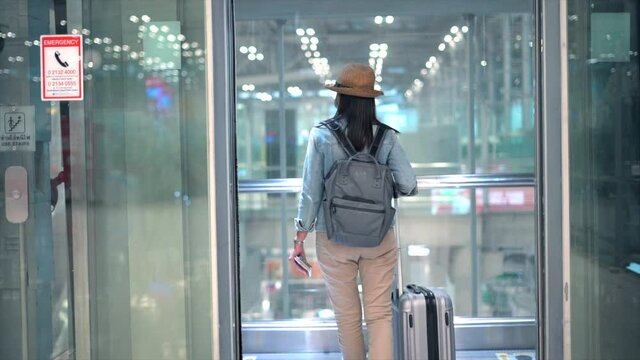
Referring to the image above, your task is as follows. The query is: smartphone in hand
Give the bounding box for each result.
[294,255,312,277]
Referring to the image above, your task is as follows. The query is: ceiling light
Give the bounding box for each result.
[296,28,305,36]
[248,46,257,53]
[374,16,383,24]
[461,26,469,33]
[256,53,264,61]
[444,34,453,42]
[429,56,437,63]
[306,28,315,36]
[370,43,379,51]
[438,43,446,51]
[385,16,394,24]
[379,43,388,51]
[450,26,459,34]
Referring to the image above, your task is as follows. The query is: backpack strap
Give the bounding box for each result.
[319,118,357,157]
[369,124,389,158]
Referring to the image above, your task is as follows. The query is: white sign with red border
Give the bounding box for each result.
[40,35,83,101]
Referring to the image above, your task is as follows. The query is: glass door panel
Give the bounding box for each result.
[0,0,213,358]
[567,0,640,358]
[234,0,537,356]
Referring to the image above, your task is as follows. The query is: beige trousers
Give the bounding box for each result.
[316,230,398,360]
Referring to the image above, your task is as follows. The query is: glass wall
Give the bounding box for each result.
[567,0,640,358]
[234,0,536,328]
[0,0,213,358]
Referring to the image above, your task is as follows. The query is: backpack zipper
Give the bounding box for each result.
[332,203,385,214]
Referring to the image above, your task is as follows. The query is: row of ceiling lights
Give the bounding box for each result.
[237,27,328,102]
[239,45,264,61]
[238,84,303,101]
[406,25,468,99]
[2,15,205,82]
[374,16,395,25]
[296,27,331,80]
[368,43,388,90]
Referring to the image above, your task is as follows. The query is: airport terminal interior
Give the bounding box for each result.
[0,0,638,359]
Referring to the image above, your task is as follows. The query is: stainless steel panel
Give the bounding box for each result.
[4,166,28,224]
[212,0,240,358]
[539,0,566,358]
[242,318,536,353]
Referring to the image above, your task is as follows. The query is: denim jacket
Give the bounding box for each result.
[295,117,418,233]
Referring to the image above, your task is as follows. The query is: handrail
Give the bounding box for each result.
[238,173,535,193]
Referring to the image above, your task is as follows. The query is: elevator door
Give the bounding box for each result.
[0,0,214,359]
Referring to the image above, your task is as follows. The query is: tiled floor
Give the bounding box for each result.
[243,350,536,360]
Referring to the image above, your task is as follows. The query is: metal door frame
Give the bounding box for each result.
[209,0,572,358]
[537,0,568,358]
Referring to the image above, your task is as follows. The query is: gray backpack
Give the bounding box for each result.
[320,118,396,247]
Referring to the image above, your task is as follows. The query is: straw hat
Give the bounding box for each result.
[325,63,384,98]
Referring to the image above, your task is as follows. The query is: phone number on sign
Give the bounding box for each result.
[47,69,77,76]
[47,80,77,87]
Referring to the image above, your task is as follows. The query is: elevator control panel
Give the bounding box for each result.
[4,166,28,223]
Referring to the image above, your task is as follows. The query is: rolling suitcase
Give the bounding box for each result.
[391,198,455,360]
[392,284,456,360]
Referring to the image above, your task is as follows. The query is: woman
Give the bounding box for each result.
[289,63,417,360]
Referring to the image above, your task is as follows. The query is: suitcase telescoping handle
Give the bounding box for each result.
[393,198,404,295]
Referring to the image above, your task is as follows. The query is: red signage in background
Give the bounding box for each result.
[40,35,83,101]
[430,187,535,215]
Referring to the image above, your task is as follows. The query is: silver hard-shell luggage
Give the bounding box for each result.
[392,284,456,360]
[391,198,455,360]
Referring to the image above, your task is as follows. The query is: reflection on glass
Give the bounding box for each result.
[398,188,535,317]
[239,187,535,321]
[83,1,213,360]
[235,13,535,179]
[236,0,536,330]
[568,0,640,358]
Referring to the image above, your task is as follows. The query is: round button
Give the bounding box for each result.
[11,190,22,200]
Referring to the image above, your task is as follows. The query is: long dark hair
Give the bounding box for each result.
[335,94,380,152]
